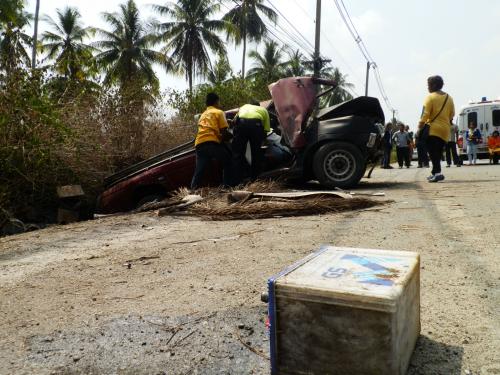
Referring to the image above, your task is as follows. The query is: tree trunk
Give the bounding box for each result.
[31,0,40,69]
[188,63,193,95]
[241,31,247,79]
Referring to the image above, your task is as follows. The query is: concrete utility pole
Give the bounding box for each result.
[364,61,371,96]
[31,0,40,69]
[313,0,322,77]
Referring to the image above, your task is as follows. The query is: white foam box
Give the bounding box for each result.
[267,246,420,375]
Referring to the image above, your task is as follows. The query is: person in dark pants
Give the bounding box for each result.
[392,123,411,168]
[381,123,394,169]
[445,122,461,167]
[232,101,271,184]
[418,75,455,182]
[191,93,233,190]
[415,129,429,168]
[405,125,414,166]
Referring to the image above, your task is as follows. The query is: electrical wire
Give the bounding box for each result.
[265,0,316,52]
[266,0,363,96]
[287,0,363,88]
[339,0,375,63]
[221,0,362,98]
[332,0,395,113]
[223,0,315,56]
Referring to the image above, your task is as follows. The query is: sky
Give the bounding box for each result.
[26,0,500,129]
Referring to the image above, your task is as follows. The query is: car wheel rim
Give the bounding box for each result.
[324,150,356,182]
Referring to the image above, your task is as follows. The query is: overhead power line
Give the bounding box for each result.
[220,0,361,97]
[222,0,315,56]
[332,0,395,113]
[265,0,316,53]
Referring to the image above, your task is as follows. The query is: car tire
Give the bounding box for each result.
[313,142,366,189]
[136,194,165,208]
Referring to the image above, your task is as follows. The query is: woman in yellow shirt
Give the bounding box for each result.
[418,75,455,182]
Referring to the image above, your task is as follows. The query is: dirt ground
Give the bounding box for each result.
[1,162,499,375]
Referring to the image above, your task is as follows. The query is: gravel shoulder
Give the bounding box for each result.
[1,163,499,375]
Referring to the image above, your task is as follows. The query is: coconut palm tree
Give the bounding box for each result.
[0,4,31,72]
[284,49,308,77]
[207,52,232,85]
[94,0,167,91]
[40,7,94,80]
[31,0,40,69]
[321,66,355,106]
[0,0,24,27]
[222,0,277,78]
[153,0,226,93]
[246,40,286,83]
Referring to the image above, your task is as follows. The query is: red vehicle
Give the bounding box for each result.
[97,77,385,214]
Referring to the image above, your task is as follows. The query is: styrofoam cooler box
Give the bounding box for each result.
[267,246,420,375]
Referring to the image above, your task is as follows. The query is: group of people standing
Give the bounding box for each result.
[381,123,415,169]
[190,93,271,190]
[382,75,500,181]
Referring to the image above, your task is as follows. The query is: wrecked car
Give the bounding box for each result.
[97,77,385,214]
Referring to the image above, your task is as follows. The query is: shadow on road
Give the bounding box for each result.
[445,179,496,184]
[290,180,420,192]
[408,335,463,375]
[356,180,420,190]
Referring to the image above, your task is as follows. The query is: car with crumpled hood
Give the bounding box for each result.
[97,77,385,214]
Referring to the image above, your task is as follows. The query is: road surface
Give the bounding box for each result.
[1,163,499,375]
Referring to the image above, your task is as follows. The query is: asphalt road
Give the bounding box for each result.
[0,162,499,375]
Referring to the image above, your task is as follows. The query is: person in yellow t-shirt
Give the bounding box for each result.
[232,100,271,184]
[418,75,455,182]
[191,93,233,189]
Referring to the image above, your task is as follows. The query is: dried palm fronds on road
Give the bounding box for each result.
[190,194,382,221]
[141,180,386,220]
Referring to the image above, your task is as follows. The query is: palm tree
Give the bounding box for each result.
[0,5,31,72]
[40,7,94,80]
[207,53,232,85]
[321,66,355,106]
[153,0,226,93]
[222,0,277,78]
[31,0,40,69]
[94,0,167,91]
[284,49,307,77]
[247,40,286,83]
[0,0,24,27]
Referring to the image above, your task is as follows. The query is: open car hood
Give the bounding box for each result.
[317,96,385,123]
[270,77,318,148]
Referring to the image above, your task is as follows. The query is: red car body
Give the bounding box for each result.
[98,77,385,214]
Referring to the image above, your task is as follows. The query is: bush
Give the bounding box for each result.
[167,76,271,123]
[0,66,275,228]
[0,68,73,223]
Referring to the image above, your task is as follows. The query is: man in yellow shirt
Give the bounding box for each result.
[232,100,271,184]
[191,93,233,189]
[418,75,455,182]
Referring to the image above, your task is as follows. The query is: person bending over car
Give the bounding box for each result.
[191,93,233,190]
[232,100,271,184]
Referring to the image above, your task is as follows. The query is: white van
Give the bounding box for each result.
[457,98,500,158]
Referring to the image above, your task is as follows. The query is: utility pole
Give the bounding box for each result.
[31,0,41,69]
[364,61,371,96]
[313,0,322,77]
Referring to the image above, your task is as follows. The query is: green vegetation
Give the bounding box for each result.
[0,0,356,228]
[222,0,277,78]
